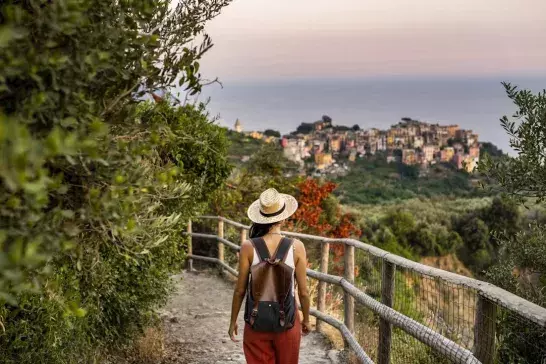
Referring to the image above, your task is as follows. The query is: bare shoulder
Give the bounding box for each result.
[291,239,306,256]
[240,239,254,253]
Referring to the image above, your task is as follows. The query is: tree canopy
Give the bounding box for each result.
[479,83,546,203]
[479,83,546,363]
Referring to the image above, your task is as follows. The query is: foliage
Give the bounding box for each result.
[335,156,489,204]
[480,196,521,241]
[333,125,351,132]
[321,115,332,124]
[347,197,493,227]
[295,122,315,134]
[454,215,491,271]
[291,180,338,234]
[366,210,463,260]
[209,141,299,223]
[486,223,546,363]
[290,179,361,272]
[224,130,264,165]
[480,83,546,363]
[478,83,546,203]
[349,194,522,271]
[480,141,505,158]
[0,0,231,362]
[263,129,281,137]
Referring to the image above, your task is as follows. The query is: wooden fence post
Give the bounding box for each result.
[187,219,193,271]
[239,227,247,262]
[316,241,330,333]
[474,295,497,364]
[344,244,355,334]
[218,219,224,272]
[240,228,247,246]
[378,261,395,364]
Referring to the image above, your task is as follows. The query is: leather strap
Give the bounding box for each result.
[250,238,270,261]
[277,238,293,328]
[274,238,293,263]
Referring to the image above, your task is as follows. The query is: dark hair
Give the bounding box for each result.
[249,222,277,238]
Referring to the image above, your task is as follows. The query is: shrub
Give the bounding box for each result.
[0,0,231,362]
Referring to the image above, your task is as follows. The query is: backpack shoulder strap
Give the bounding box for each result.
[274,237,293,263]
[250,238,270,261]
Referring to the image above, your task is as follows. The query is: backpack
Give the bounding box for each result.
[244,237,296,332]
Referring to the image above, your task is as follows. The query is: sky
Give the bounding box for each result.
[199,0,546,81]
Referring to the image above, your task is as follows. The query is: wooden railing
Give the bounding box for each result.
[185,216,546,364]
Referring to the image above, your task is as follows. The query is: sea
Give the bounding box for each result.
[194,76,546,155]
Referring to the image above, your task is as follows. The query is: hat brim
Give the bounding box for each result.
[247,194,298,224]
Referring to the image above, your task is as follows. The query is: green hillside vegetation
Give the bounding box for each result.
[334,155,490,204]
[345,196,525,274]
[225,130,265,164]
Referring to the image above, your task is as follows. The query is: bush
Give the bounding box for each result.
[0,0,230,362]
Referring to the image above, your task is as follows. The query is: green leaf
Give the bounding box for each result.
[0,26,15,48]
[60,210,75,219]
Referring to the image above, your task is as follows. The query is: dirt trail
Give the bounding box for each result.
[159,271,341,364]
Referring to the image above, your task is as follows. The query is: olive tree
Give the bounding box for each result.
[479,83,546,363]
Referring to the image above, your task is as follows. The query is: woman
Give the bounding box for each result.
[228,188,311,364]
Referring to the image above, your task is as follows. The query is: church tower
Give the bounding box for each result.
[234,119,242,133]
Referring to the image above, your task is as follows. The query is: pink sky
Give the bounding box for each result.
[199,0,546,81]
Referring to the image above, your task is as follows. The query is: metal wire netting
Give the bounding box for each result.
[354,249,383,361]
[353,250,546,364]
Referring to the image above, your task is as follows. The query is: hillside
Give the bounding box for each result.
[226,130,266,165]
[333,155,491,205]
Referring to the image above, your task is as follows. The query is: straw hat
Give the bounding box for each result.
[247,188,298,224]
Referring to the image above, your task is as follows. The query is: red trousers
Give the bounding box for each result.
[243,315,301,364]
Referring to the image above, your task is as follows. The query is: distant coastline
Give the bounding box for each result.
[198,75,546,155]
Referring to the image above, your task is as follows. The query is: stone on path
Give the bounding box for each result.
[160,271,340,364]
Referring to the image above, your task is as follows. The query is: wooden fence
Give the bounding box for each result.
[185,216,546,364]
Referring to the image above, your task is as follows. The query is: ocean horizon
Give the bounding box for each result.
[192,75,546,154]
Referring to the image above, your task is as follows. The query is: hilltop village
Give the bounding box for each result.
[233,116,481,175]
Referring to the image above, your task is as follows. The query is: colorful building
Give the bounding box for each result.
[469,146,480,158]
[422,145,436,162]
[315,153,334,170]
[440,147,455,162]
[402,149,417,165]
[248,131,263,140]
[329,137,342,153]
[447,124,459,138]
[412,136,424,148]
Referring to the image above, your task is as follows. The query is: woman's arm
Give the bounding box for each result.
[228,240,252,341]
[294,239,311,334]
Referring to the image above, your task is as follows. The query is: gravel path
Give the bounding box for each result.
[159,271,340,364]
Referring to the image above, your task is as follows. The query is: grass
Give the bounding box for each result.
[132,327,165,363]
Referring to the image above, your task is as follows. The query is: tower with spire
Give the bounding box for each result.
[234,119,242,133]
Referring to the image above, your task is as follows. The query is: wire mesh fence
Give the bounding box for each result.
[352,249,546,364]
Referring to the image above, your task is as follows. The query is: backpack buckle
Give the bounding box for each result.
[279,310,285,327]
[266,258,281,265]
[249,308,258,326]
